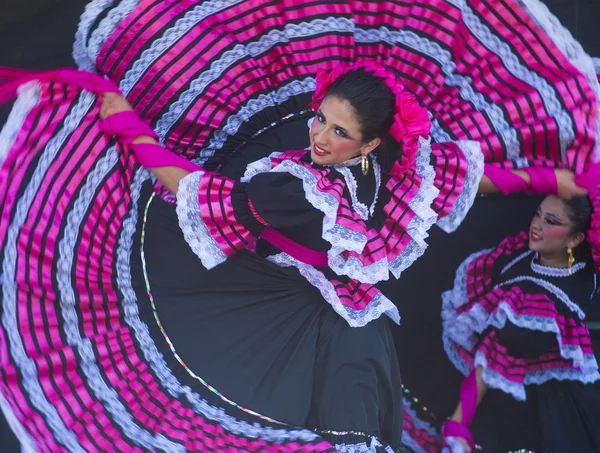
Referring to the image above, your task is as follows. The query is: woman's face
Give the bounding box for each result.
[529,196,578,256]
[310,96,379,166]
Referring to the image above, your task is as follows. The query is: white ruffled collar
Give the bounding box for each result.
[531,253,586,277]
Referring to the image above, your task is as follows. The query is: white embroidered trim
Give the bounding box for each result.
[334,438,394,453]
[443,436,466,453]
[517,0,600,161]
[334,155,381,221]
[266,252,400,327]
[436,140,484,233]
[403,398,437,436]
[442,250,600,400]
[0,82,41,166]
[530,254,586,277]
[401,432,430,453]
[176,171,227,269]
[498,276,586,319]
[240,152,281,183]
[269,159,369,250]
[72,0,114,71]
[501,250,533,275]
[387,136,440,279]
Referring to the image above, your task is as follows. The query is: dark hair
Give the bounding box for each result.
[563,195,593,262]
[324,67,396,144]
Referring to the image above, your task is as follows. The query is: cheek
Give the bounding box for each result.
[542,226,571,242]
[329,136,359,156]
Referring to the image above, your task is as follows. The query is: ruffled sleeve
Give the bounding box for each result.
[430,141,485,233]
[175,167,325,270]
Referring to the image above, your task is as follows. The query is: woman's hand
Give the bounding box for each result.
[555,168,588,199]
[99,92,134,119]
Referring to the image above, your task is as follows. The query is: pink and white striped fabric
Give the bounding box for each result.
[0,0,599,451]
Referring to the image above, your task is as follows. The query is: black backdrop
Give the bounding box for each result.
[1,1,599,451]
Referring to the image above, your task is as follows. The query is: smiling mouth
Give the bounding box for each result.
[312,144,329,157]
[530,231,542,241]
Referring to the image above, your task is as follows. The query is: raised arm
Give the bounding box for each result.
[99,92,192,194]
[479,163,588,199]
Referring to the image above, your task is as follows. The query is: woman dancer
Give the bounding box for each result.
[441,191,600,453]
[0,0,597,451]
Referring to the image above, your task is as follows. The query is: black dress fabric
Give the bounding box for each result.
[135,119,404,449]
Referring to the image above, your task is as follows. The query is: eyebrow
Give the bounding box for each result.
[317,109,355,139]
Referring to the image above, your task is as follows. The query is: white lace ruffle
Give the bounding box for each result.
[442,249,600,400]
[530,255,586,277]
[436,140,484,233]
[334,438,393,453]
[0,82,42,166]
[240,153,281,182]
[518,0,600,161]
[176,171,227,269]
[387,136,440,279]
[72,0,114,71]
[239,139,441,284]
[266,252,400,327]
[443,436,466,453]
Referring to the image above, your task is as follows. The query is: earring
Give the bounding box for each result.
[567,247,574,274]
[361,154,369,176]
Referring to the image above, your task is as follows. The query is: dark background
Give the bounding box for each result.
[1,0,599,451]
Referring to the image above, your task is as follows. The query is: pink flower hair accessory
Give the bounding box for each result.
[310,62,431,165]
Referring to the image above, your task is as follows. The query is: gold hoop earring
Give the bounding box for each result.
[567,247,574,274]
[361,154,369,176]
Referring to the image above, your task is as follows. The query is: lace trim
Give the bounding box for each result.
[447,0,575,162]
[334,439,392,453]
[443,437,466,453]
[531,254,586,277]
[517,0,600,161]
[266,252,400,327]
[442,253,599,400]
[240,153,281,182]
[269,159,368,252]
[436,140,484,233]
[501,250,533,275]
[2,92,97,453]
[356,27,520,159]
[72,0,114,71]
[403,398,437,436]
[334,155,381,221]
[497,276,586,319]
[0,82,41,166]
[388,137,440,279]
[335,155,362,167]
[175,171,227,269]
[88,0,143,74]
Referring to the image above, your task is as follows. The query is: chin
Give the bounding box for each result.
[310,150,330,165]
[528,239,541,253]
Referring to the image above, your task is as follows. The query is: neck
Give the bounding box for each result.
[537,251,569,268]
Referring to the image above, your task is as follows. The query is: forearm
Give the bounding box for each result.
[478,169,530,194]
[132,135,190,194]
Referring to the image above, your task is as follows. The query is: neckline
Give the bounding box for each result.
[531,253,586,277]
[334,155,381,221]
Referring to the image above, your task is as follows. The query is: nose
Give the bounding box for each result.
[313,124,329,146]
